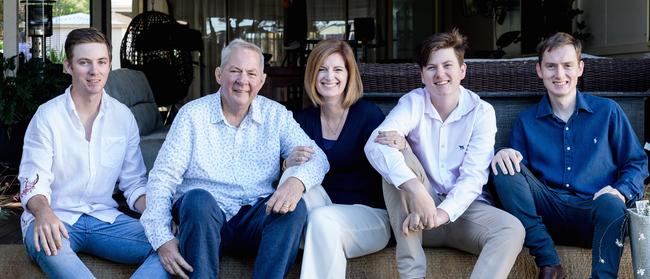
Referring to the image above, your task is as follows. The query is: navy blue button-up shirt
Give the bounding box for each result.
[510,91,648,204]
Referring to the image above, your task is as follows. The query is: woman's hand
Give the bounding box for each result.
[284,146,315,169]
[375,130,408,151]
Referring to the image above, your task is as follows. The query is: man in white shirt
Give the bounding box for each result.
[141,39,329,279]
[19,28,166,278]
[364,29,524,279]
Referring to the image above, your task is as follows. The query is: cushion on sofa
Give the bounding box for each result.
[104,68,168,171]
[104,68,163,136]
[0,244,633,278]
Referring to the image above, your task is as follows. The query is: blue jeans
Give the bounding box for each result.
[172,189,307,279]
[24,214,168,279]
[491,165,627,279]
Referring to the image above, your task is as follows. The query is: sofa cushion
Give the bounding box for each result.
[139,126,170,171]
[0,244,634,278]
[104,68,163,136]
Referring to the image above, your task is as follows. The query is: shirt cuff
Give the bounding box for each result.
[126,187,146,212]
[614,185,636,205]
[437,199,463,222]
[151,234,175,251]
[390,164,417,189]
[19,180,51,212]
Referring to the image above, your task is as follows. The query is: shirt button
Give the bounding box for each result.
[441,145,446,148]
[567,167,571,171]
[565,184,570,187]
[440,164,445,168]
[565,127,569,131]
[566,147,571,151]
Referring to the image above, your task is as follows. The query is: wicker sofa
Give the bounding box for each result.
[0,58,648,278]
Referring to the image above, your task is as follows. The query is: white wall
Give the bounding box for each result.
[579,0,650,56]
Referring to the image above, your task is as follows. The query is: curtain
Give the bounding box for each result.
[170,0,283,97]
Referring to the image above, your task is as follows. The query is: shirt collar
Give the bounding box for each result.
[424,85,478,122]
[535,89,593,118]
[64,86,109,119]
[211,89,263,125]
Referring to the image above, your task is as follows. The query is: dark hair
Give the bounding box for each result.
[536,32,582,63]
[64,27,112,62]
[416,28,468,68]
[304,40,363,108]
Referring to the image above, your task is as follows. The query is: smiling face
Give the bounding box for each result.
[64,42,111,97]
[216,47,267,111]
[421,47,466,98]
[315,53,348,103]
[536,44,584,100]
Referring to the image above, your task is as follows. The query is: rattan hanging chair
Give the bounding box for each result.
[120,11,195,107]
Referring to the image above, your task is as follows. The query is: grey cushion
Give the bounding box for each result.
[139,126,170,171]
[104,68,163,136]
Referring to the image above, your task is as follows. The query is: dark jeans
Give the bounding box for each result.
[172,189,307,279]
[491,165,627,279]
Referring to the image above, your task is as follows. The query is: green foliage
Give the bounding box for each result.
[48,48,65,64]
[0,56,70,126]
[53,0,89,16]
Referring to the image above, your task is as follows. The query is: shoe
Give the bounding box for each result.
[538,265,565,279]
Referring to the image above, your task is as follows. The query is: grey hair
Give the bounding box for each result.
[220,38,265,70]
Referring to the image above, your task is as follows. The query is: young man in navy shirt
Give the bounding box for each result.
[491,32,648,279]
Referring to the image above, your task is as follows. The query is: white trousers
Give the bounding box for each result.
[281,167,392,279]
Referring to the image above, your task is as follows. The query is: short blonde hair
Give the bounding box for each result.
[304,40,363,108]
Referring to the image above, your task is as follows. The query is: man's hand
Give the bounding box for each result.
[285,146,314,168]
[157,239,193,279]
[402,212,423,236]
[491,148,523,176]
[266,177,304,214]
[434,208,450,228]
[134,195,146,213]
[28,195,69,256]
[400,178,436,235]
[33,209,69,256]
[593,185,626,203]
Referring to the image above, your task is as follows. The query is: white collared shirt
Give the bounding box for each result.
[141,91,329,250]
[364,86,496,222]
[19,87,147,236]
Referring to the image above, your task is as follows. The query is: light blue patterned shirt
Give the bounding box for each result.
[141,91,329,249]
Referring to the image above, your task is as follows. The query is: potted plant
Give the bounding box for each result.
[0,54,70,165]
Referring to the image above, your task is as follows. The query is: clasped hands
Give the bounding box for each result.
[399,179,449,236]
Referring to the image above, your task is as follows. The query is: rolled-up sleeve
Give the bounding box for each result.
[19,107,55,210]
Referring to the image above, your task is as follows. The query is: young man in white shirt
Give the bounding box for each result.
[364,29,525,279]
[19,28,167,278]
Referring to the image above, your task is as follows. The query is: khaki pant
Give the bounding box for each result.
[383,149,525,279]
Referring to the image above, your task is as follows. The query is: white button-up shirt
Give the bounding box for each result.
[364,86,496,222]
[141,92,329,250]
[19,88,147,236]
